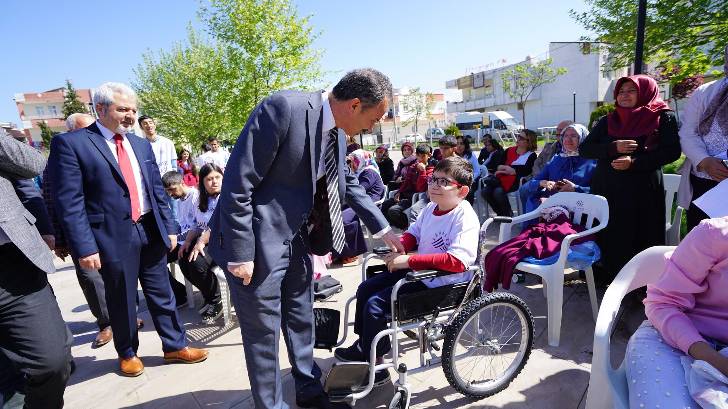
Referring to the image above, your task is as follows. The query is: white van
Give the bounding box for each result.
[455,111,522,144]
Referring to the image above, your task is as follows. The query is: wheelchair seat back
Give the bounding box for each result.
[395,280,481,322]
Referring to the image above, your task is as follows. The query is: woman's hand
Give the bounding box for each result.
[394,192,400,202]
[555,179,576,192]
[611,156,633,171]
[614,139,638,154]
[689,341,728,377]
[540,180,557,191]
[383,253,410,271]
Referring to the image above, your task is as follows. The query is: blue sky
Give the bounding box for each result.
[0,0,592,125]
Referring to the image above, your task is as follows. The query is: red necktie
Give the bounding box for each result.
[113,134,142,222]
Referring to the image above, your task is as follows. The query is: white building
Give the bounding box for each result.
[446,42,628,130]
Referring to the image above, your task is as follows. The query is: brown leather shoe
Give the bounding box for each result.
[93,327,113,348]
[136,318,144,329]
[119,356,144,377]
[163,347,208,364]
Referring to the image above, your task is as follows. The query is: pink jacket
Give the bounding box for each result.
[644,216,728,354]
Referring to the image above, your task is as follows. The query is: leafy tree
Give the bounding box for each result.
[62,79,88,119]
[38,120,59,148]
[501,58,567,127]
[444,123,461,136]
[571,0,727,84]
[198,0,323,103]
[399,87,435,135]
[134,0,323,146]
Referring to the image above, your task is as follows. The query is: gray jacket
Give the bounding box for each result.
[0,135,55,274]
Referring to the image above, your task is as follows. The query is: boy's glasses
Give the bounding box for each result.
[427,176,463,188]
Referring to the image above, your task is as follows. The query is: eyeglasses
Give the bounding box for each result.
[427,176,463,188]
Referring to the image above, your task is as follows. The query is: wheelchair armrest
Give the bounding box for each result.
[405,266,479,282]
[492,216,513,223]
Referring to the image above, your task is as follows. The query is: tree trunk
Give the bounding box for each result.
[521,106,526,128]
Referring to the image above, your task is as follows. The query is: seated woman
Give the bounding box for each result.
[177,164,224,324]
[374,144,395,186]
[481,129,538,216]
[520,124,596,214]
[478,137,506,175]
[389,142,416,191]
[337,149,386,265]
[334,157,480,387]
[625,216,728,408]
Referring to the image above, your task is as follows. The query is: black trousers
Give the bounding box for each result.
[381,197,412,229]
[0,244,72,409]
[177,245,220,306]
[686,174,718,232]
[72,258,110,330]
[482,184,513,216]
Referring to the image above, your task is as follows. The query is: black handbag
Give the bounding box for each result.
[313,307,340,350]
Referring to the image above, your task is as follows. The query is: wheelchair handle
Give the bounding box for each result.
[491,216,513,223]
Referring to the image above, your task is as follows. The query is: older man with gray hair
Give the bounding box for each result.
[48,82,207,377]
[65,112,95,131]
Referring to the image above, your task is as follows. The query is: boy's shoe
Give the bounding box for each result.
[341,256,360,266]
[372,369,391,388]
[334,341,366,362]
[200,302,223,324]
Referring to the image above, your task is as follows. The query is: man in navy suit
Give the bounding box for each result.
[48,82,207,377]
[209,68,404,408]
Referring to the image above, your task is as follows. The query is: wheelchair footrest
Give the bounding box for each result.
[324,362,371,400]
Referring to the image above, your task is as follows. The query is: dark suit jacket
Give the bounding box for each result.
[208,90,388,274]
[48,123,177,263]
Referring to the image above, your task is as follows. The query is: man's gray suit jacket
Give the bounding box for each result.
[0,135,55,274]
[209,90,388,275]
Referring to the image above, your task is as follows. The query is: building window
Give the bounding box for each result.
[35,106,45,116]
[48,105,58,116]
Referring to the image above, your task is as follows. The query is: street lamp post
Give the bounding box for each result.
[634,0,647,74]
[572,92,576,122]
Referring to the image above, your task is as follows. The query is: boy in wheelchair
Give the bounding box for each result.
[334,156,480,386]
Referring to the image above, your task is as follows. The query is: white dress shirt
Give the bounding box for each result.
[96,121,151,215]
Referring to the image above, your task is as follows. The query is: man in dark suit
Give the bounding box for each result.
[0,134,72,409]
[48,82,207,377]
[209,68,404,409]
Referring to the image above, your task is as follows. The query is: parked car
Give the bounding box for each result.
[401,133,425,143]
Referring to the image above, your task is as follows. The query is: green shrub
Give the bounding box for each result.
[588,104,615,131]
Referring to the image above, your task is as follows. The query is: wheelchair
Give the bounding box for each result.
[313,218,535,408]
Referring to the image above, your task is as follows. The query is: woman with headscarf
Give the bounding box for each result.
[374,144,395,185]
[678,45,728,232]
[337,149,386,265]
[390,142,416,190]
[521,124,597,214]
[580,74,681,282]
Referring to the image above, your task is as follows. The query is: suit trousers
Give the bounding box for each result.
[0,244,72,409]
[98,215,187,358]
[226,228,321,409]
[72,258,110,330]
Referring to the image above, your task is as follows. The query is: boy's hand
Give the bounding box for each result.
[383,253,410,271]
[415,162,426,172]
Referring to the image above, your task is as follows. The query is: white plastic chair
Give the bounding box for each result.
[170,262,195,311]
[211,266,233,327]
[663,174,683,246]
[585,246,675,409]
[496,192,609,346]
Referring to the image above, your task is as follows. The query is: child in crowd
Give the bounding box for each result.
[334,156,480,386]
[380,144,435,229]
[626,216,728,408]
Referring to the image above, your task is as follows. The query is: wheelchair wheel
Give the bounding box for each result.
[387,387,410,409]
[441,292,534,399]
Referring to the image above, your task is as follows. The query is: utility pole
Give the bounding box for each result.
[634,0,647,74]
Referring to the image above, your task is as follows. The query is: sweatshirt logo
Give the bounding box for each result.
[431,232,450,252]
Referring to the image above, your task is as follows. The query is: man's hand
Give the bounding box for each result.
[614,139,638,154]
[54,246,69,261]
[381,230,405,253]
[168,235,177,252]
[177,240,192,260]
[383,253,410,271]
[697,157,728,182]
[611,156,633,171]
[188,240,206,262]
[79,253,101,270]
[229,262,255,285]
[41,235,55,250]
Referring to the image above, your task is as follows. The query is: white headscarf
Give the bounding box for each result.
[559,124,589,157]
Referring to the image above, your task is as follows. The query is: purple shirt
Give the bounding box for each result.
[645,217,728,354]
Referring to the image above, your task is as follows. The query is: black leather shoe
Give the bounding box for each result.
[296,392,350,409]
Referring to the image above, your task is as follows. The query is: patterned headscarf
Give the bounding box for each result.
[559,124,589,157]
[348,149,379,176]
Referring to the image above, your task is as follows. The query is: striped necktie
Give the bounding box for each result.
[325,128,346,253]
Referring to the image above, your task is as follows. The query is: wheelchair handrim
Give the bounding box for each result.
[450,301,530,394]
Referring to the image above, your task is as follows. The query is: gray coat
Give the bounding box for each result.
[0,135,54,274]
[208,90,388,275]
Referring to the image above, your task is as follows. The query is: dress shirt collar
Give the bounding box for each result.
[96,120,119,141]
[321,91,336,132]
